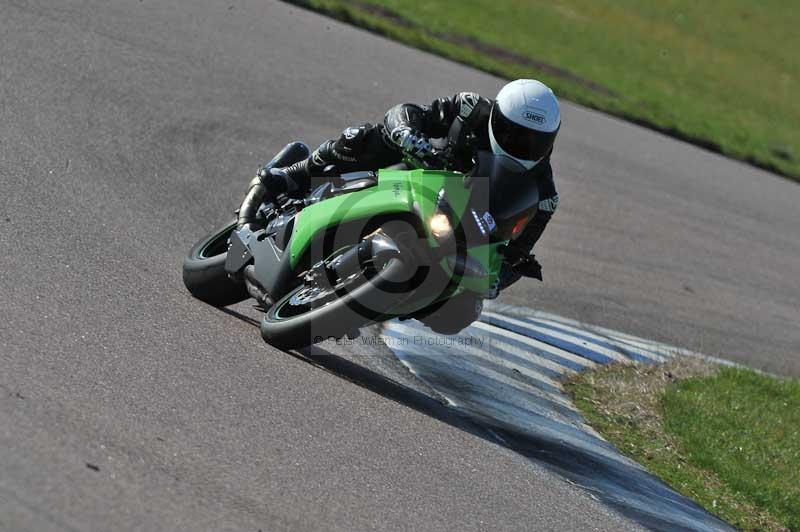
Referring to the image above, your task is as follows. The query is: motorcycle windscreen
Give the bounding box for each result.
[467,151,540,242]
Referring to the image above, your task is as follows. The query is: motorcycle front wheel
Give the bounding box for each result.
[260,253,416,350]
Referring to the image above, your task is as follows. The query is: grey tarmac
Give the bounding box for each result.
[0,0,796,530]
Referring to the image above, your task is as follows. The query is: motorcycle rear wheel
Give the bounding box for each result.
[182,219,249,307]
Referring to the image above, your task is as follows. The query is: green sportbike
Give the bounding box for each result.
[182,142,541,349]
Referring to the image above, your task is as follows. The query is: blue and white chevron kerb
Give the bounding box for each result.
[379,302,735,531]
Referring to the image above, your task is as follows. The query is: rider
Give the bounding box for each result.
[261,79,561,292]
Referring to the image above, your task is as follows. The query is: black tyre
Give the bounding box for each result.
[182,219,249,306]
[261,255,414,350]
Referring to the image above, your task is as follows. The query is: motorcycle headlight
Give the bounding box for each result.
[429,213,453,239]
[429,189,454,241]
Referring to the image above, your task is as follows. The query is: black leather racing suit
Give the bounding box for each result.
[268,92,559,290]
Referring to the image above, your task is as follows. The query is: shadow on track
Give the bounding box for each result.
[220,307,731,532]
[219,308,486,438]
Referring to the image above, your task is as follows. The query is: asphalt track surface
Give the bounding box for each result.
[0,0,797,530]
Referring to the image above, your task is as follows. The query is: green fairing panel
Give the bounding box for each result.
[402,168,476,248]
[288,170,416,266]
[390,242,504,315]
[408,170,506,293]
[288,169,506,287]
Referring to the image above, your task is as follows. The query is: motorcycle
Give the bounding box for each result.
[182,142,540,350]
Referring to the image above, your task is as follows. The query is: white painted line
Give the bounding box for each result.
[391,341,579,415]
[485,302,746,370]
[469,321,577,376]
[386,323,579,412]
[482,311,630,363]
[453,338,566,392]
[504,305,693,355]
[599,333,680,358]
[472,320,598,370]
[519,316,669,363]
[485,303,678,351]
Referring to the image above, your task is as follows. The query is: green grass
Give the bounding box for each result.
[567,360,800,531]
[664,367,800,530]
[288,0,800,180]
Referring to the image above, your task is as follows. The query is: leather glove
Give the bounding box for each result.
[390,127,444,169]
[500,244,543,281]
[515,256,543,281]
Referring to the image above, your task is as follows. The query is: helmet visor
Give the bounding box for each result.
[491,107,559,162]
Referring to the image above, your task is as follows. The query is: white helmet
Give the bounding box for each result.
[488,79,561,169]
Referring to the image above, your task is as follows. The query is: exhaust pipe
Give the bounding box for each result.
[329,231,402,281]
